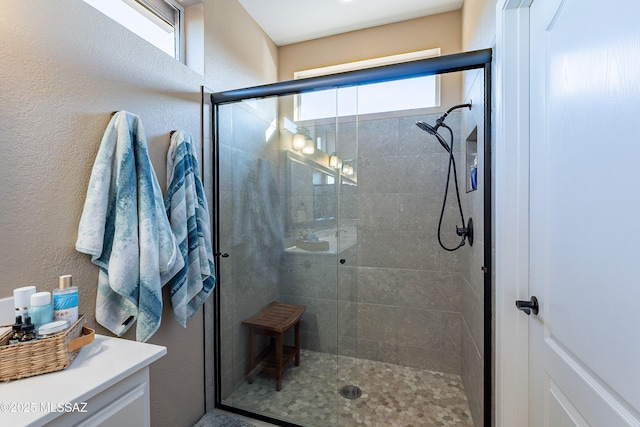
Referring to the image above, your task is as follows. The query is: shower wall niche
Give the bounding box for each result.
[212,51,491,427]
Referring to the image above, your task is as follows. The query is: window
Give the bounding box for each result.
[294,49,441,121]
[83,0,183,60]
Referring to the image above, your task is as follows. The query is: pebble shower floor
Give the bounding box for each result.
[223,349,475,427]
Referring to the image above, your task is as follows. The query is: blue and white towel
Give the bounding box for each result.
[231,159,283,286]
[164,131,215,327]
[76,111,183,342]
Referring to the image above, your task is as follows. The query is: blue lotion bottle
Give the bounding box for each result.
[53,275,78,324]
[29,292,54,330]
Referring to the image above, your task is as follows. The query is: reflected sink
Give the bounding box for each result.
[285,228,356,255]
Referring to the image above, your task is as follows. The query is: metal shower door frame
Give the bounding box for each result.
[207,48,493,427]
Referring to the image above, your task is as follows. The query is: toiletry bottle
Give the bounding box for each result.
[29,291,54,330]
[8,316,23,344]
[470,153,478,191]
[37,320,69,340]
[20,316,36,342]
[53,275,78,324]
[13,286,36,323]
[36,320,69,340]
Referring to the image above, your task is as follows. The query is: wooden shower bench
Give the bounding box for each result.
[242,302,306,391]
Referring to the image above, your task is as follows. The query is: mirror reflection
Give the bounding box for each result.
[287,150,337,228]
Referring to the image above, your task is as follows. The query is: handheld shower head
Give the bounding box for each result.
[415,121,450,153]
[415,120,438,135]
[414,102,474,252]
[415,103,472,153]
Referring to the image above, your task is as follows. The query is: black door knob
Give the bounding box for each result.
[515,296,539,315]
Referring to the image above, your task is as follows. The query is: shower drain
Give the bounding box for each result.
[339,385,362,400]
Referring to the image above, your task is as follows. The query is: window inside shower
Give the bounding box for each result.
[293,48,441,121]
[295,76,439,121]
[211,52,491,427]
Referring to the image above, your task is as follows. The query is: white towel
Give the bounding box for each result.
[76,111,183,342]
[164,131,215,327]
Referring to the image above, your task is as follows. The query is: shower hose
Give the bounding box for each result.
[437,123,468,252]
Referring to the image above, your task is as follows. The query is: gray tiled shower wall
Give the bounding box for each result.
[459,68,487,426]
[218,96,485,424]
[280,112,467,376]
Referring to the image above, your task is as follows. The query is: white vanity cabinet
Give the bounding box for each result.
[0,334,166,427]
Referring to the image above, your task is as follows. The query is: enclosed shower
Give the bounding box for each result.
[209,50,492,427]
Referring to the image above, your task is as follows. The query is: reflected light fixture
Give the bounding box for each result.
[329,153,340,168]
[292,131,306,151]
[302,136,315,154]
[342,160,354,175]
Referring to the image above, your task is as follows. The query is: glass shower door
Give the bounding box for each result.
[213,53,492,427]
[217,90,344,427]
[216,97,288,415]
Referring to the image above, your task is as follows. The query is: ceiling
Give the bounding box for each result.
[237,0,463,46]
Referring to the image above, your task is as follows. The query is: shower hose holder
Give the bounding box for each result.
[456,217,474,246]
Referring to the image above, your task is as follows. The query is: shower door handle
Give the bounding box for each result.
[215,252,229,258]
[515,296,539,315]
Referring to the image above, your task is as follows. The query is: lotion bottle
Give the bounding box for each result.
[13,286,36,323]
[29,291,54,329]
[53,275,78,324]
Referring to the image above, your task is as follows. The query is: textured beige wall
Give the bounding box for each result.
[0,1,276,427]
[205,0,278,91]
[278,11,462,112]
[0,0,493,423]
[462,0,497,51]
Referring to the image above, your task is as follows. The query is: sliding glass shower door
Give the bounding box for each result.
[213,52,492,427]
[216,89,351,426]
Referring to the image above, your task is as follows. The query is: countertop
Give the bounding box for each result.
[0,334,166,426]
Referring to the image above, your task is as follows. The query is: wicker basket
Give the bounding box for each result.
[0,315,95,382]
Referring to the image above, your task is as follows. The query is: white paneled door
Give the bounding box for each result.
[528,0,640,425]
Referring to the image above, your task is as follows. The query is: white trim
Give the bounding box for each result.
[163,0,185,62]
[122,0,178,29]
[293,48,441,79]
[83,0,183,61]
[129,0,184,61]
[495,1,532,427]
